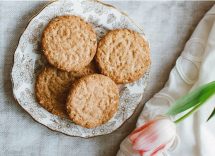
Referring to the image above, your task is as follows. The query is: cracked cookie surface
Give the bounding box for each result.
[66,74,119,128]
[35,63,97,118]
[96,29,150,84]
[42,16,97,72]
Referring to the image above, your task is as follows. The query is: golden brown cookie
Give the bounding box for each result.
[35,63,97,118]
[42,16,97,72]
[66,74,119,128]
[96,29,150,84]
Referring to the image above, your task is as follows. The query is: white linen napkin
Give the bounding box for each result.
[117,4,215,156]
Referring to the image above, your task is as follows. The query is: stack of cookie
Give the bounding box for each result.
[36,15,150,128]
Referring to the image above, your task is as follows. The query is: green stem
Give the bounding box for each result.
[174,103,202,124]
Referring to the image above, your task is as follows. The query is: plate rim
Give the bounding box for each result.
[10,0,151,138]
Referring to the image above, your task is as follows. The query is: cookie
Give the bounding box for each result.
[35,63,97,118]
[96,29,150,84]
[66,74,119,128]
[42,16,97,72]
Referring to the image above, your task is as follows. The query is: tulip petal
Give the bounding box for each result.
[132,126,158,151]
[138,149,146,156]
[129,120,156,142]
[129,117,177,155]
[151,144,166,156]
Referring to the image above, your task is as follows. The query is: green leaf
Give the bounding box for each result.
[166,81,215,116]
[174,88,215,123]
[207,108,215,121]
[174,102,202,124]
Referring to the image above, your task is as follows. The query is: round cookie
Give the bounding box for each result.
[35,63,97,118]
[42,16,97,72]
[96,29,150,84]
[66,74,119,128]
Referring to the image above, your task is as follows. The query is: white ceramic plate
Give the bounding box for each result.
[11,0,150,138]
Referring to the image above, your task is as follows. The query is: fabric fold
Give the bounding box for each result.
[117,5,215,156]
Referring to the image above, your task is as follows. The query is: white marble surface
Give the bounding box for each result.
[0,1,214,156]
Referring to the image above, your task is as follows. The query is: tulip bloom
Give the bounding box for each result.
[129,116,177,156]
[127,82,215,156]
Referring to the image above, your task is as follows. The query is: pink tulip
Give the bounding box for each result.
[129,116,177,156]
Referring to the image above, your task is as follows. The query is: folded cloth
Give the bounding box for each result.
[117,4,215,156]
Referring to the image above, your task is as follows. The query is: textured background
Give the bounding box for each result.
[0,1,214,156]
